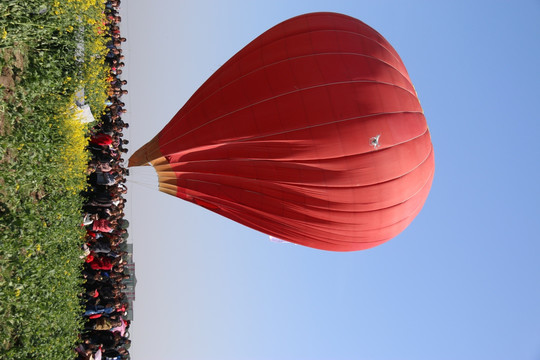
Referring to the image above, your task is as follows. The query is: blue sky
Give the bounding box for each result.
[120,1,540,359]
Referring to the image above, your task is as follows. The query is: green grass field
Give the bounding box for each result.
[0,1,110,359]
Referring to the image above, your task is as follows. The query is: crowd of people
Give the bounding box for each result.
[74,1,132,359]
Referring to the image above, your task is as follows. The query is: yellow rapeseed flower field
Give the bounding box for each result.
[49,0,109,192]
[0,1,112,359]
[57,103,91,194]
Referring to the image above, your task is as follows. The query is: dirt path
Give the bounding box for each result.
[0,49,24,136]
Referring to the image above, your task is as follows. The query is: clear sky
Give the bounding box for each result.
[119,1,540,359]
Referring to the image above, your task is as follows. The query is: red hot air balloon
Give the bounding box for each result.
[129,12,434,251]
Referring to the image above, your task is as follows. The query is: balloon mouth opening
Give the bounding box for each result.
[149,157,178,197]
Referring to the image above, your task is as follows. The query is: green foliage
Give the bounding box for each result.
[0,1,111,358]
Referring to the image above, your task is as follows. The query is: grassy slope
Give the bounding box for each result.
[0,1,109,359]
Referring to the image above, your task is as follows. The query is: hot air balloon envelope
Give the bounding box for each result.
[129,12,434,251]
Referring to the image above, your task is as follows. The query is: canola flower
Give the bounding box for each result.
[46,0,110,191]
[56,102,91,194]
[52,0,104,16]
